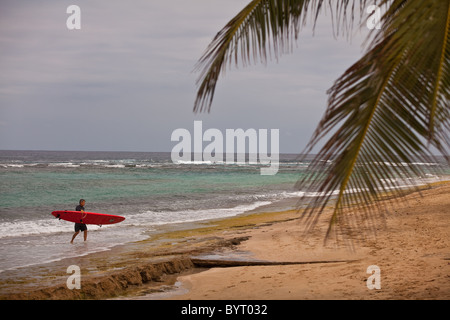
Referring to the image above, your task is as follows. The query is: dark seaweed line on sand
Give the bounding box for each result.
[190,258,356,268]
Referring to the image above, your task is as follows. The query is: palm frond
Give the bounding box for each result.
[297,0,450,241]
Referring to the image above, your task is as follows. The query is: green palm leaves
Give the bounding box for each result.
[194,0,450,241]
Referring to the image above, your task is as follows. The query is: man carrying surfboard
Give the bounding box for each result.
[70,199,88,243]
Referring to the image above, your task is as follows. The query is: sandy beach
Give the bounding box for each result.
[1,182,449,300]
[171,182,450,300]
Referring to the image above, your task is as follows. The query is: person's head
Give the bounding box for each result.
[79,199,86,206]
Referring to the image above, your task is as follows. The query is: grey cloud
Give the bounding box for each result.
[0,0,368,153]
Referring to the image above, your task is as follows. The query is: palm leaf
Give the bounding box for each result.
[297,0,450,241]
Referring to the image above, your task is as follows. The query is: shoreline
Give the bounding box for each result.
[1,181,449,300]
[0,201,303,299]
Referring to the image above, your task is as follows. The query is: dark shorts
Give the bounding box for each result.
[74,223,87,232]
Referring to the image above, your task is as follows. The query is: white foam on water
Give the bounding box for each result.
[48,162,80,168]
[127,201,273,227]
[0,218,73,239]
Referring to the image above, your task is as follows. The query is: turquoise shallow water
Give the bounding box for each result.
[0,150,447,273]
[0,151,301,217]
[0,151,304,272]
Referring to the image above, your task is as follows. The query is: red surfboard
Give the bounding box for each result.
[52,210,125,225]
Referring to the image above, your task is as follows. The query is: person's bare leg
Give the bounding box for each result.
[71,231,80,244]
[83,230,87,241]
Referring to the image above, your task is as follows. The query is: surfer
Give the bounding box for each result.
[70,199,88,243]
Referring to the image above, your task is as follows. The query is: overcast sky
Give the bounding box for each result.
[0,0,370,153]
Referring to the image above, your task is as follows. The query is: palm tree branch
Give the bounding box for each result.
[194,0,266,113]
[324,53,403,239]
[429,3,450,140]
[194,0,304,113]
[299,0,449,241]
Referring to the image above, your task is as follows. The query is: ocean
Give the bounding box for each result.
[0,150,447,273]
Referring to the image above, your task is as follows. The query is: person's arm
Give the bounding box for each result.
[76,206,87,221]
